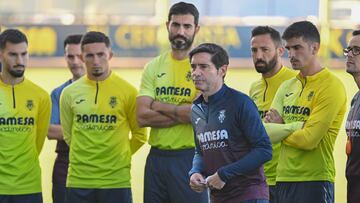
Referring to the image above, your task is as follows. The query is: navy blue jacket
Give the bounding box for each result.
[190,84,272,202]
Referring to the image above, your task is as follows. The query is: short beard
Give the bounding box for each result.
[346,67,360,75]
[169,34,194,50]
[254,54,278,74]
[9,68,24,78]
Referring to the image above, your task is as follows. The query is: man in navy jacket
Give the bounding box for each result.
[189,43,272,203]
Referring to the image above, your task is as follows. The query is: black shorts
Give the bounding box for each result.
[277,181,334,203]
[52,183,66,203]
[144,147,208,203]
[0,193,42,203]
[66,188,131,203]
[347,176,360,203]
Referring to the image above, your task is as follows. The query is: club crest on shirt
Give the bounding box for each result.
[109,96,117,108]
[26,100,34,111]
[218,110,226,123]
[186,71,192,82]
[307,91,315,101]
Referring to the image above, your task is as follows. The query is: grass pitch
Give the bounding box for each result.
[26,67,352,203]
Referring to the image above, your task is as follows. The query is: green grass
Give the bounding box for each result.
[26,67,353,203]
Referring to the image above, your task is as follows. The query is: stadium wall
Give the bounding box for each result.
[2,24,350,68]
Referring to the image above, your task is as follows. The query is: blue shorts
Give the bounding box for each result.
[0,193,42,203]
[144,147,208,203]
[66,188,132,203]
[277,181,334,203]
[52,183,66,203]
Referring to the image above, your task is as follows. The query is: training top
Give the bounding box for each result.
[60,72,147,188]
[249,66,296,186]
[190,84,272,202]
[50,79,72,185]
[139,51,198,150]
[346,91,360,177]
[271,68,346,182]
[0,78,51,194]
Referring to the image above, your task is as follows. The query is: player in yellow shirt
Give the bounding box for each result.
[249,26,297,203]
[60,31,146,203]
[265,21,346,203]
[136,2,208,203]
[0,29,51,203]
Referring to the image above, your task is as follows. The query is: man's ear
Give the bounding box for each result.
[220,64,228,78]
[79,54,84,63]
[312,42,320,55]
[166,21,170,33]
[194,25,200,35]
[109,51,113,60]
[278,46,285,57]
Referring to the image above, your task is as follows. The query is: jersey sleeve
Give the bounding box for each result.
[50,89,60,124]
[60,89,73,145]
[283,82,346,150]
[264,122,304,143]
[36,92,51,154]
[126,85,147,154]
[189,128,204,176]
[138,62,156,98]
[262,81,302,143]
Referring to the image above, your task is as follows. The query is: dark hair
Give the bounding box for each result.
[81,31,110,49]
[282,21,320,44]
[64,34,83,49]
[353,30,360,36]
[168,2,199,26]
[189,43,229,69]
[251,26,282,47]
[0,29,28,50]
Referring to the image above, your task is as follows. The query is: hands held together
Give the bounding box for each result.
[189,172,225,193]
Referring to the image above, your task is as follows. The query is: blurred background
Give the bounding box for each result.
[1,0,359,203]
[1,0,360,68]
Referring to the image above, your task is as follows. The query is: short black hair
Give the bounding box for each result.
[81,31,110,50]
[282,21,320,44]
[353,30,360,36]
[189,43,229,70]
[64,34,83,49]
[168,2,199,26]
[0,29,28,50]
[251,26,282,47]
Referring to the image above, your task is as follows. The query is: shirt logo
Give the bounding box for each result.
[285,92,293,97]
[26,100,34,111]
[109,96,117,108]
[195,117,201,125]
[218,110,226,123]
[75,99,86,104]
[308,91,315,101]
[157,73,166,78]
[186,71,192,82]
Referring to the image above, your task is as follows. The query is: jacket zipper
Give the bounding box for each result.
[299,77,306,97]
[12,84,16,108]
[95,81,99,104]
[263,79,268,102]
